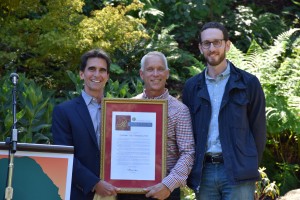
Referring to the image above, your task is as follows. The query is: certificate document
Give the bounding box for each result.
[100,98,167,193]
[111,112,156,180]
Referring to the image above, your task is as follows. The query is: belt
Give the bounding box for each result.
[205,154,223,164]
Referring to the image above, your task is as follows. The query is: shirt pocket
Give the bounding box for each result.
[228,91,249,128]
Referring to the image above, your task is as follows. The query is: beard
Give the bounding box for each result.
[204,49,226,67]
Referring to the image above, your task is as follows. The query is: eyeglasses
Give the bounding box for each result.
[200,39,225,49]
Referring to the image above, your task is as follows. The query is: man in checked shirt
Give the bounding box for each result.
[117,51,195,200]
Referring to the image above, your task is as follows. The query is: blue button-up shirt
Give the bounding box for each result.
[81,90,101,148]
[205,63,230,154]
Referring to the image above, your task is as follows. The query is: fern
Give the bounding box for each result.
[228,28,300,194]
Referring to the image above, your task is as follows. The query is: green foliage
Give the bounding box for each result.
[82,0,105,16]
[227,28,300,194]
[225,5,289,52]
[0,75,15,139]
[139,0,233,51]
[255,167,280,199]
[274,163,300,195]
[282,1,300,27]
[18,80,54,143]
[180,186,195,200]
[0,0,149,92]
[105,79,144,98]
[0,72,54,144]
[64,70,82,100]
[78,0,148,53]
[260,29,300,134]
[227,28,300,130]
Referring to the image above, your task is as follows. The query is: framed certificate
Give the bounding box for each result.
[100,98,168,194]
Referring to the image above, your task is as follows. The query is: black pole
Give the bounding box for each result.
[10,73,18,153]
[5,73,19,200]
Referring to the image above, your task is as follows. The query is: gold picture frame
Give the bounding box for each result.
[100,98,168,194]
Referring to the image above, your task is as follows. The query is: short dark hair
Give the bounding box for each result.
[198,22,229,43]
[80,49,111,72]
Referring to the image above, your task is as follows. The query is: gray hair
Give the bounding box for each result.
[140,51,169,71]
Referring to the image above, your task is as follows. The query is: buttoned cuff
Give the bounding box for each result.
[162,175,181,192]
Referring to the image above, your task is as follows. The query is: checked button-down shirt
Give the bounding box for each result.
[134,89,195,192]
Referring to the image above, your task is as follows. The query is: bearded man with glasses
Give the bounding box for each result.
[182,22,267,200]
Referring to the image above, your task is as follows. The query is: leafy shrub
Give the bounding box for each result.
[0,0,149,93]
[256,167,280,200]
[0,73,54,144]
[227,28,300,195]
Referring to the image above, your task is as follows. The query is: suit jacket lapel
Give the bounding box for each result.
[75,95,99,147]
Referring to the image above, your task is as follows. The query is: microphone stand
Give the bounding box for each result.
[5,74,19,200]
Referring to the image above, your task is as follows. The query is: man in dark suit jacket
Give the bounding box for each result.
[52,49,119,200]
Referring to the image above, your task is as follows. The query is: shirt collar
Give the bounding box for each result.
[142,89,169,99]
[205,62,230,80]
[81,90,98,105]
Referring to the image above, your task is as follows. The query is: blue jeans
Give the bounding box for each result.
[195,163,255,200]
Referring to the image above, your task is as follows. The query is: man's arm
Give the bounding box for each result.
[52,104,100,194]
[248,76,267,163]
[145,104,195,199]
[162,105,195,190]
